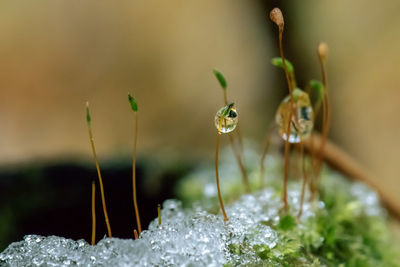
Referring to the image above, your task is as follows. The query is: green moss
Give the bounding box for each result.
[177,153,400,266]
[278,215,296,231]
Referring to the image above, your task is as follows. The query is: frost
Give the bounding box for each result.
[0,186,313,267]
[0,148,396,266]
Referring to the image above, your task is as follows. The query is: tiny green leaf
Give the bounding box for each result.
[86,102,91,125]
[228,244,242,256]
[254,244,271,260]
[128,93,138,112]
[271,57,294,73]
[213,69,227,89]
[221,102,234,117]
[309,80,324,102]
[292,88,303,102]
[278,215,296,231]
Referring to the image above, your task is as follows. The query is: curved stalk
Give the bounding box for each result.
[86,102,112,238]
[215,133,229,221]
[132,112,142,234]
[315,43,331,180]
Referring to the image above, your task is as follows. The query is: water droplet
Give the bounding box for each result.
[275,89,313,143]
[214,105,238,133]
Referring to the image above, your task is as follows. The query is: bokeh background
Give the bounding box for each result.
[1,0,400,250]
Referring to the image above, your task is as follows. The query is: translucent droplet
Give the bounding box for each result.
[214,104,238,133]
[275,89,313,143]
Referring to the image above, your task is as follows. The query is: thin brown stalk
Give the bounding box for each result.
[91,180,96,245]
[308,135,317,200]
[235,125,244,153]
[215,133,229,221]
[293,140,303,181]
[289,72,297,89]
[228,134,250,193]
[157,204,161,226]
[260,124,275,189]
[132,112,142,234]
[86,102,112,238]
[297,142,307,218]
[134,229,139,240]
[223,90,228,107]
[282,119,291,210]
[221,91,248,192]
[315,43,330,179]
[270,8,296,210]
[308,80,324,198]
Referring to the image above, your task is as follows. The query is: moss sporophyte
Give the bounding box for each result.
[128,93,142,236]
[213,70,249,193]
[2,6,398,267]
[82,8,400,242]
[86,102,112,239]
[214,102,239,221]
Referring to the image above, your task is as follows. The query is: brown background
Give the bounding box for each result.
[0,1,399,207]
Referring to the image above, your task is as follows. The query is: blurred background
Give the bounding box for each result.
[1,0,400,250]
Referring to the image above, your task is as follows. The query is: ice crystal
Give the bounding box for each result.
[1,148,397,266]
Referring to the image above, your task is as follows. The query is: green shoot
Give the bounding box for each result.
[213,69,227,89]
[271,57,294,73]
[128,93,142,235]
[309,79,324,116]
[292,88,303,102]
[213,69,228,104]
[309,80,324,103]
[271,57,297,88]
[278,214,296,231]
[86,101,112,238]
[308,79,324,196]
[128,93,138,112]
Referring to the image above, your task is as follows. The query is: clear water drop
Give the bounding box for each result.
[275,89,313,143]
[214,104,238,134]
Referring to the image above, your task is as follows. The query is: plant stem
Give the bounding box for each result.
[278,30,294,99]
[228,134,250,193]
[282,119,291,210]
[235,125,244,154]
[132,112,142,234]
[308,135,317,200]
[223,90,228,106]
[274,11,296,210]
[297,142,307,218]
[222,91,248,193]
[91,180,96,245]
[260,124,275,189]
[157,204,161,226]
[315,44,331,179]
[215,133,229,221]
[289,72,297,89]
[86,103,112,238]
